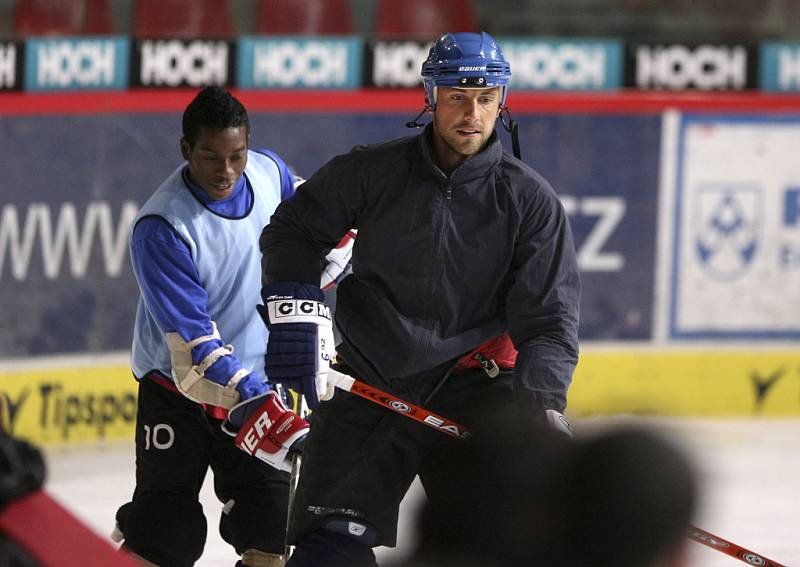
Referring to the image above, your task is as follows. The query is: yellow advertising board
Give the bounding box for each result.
[569,349,800,417]
[2,348,799,446]
[1,363,137,445]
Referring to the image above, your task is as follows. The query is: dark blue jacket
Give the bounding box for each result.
[260,126,580,411]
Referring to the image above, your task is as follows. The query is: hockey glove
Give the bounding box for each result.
[516,388,574,439]
[320,230,357,291]
[258,281,335,409]
[222,391,309,472]
[543,409,574,439]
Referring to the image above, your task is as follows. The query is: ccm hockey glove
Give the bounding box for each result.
[258,282,335,409]
[222,391,309,472]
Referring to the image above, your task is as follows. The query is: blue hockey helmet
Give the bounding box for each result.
[421,31,511,109]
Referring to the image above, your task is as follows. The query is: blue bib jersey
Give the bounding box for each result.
[130,149,295,400]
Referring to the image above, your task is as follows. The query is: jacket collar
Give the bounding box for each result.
[419,124,503,184]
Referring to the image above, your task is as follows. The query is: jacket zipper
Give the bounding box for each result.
[416,182,451,359]
[420,185,454,404]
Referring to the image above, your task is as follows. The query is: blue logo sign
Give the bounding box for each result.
[237,37,362,89]
[693,185,761,280]
[500,38,622,90]
[760,42,800,91]
[785,187,800,226]
[24,37,129,91]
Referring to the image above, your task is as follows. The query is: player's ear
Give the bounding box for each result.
[180,137,191,161]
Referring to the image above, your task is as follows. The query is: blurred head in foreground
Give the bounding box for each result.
[401,415,698,567]
[538,426,698,567]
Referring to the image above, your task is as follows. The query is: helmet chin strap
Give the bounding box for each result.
[406,105,431,129]
[499,106,521,160]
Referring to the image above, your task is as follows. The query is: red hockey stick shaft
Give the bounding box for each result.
[328,369,787,566]
[327,369,471,439]
[687,525,787,567]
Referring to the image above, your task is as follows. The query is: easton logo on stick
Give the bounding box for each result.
[423,415,471,439]
[389,400,411,413]
[740,554,766,566]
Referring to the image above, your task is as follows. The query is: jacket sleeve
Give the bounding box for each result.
[507,180,581,413]
[259,151,367,285]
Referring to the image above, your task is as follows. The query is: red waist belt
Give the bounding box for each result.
[145,372,229,420]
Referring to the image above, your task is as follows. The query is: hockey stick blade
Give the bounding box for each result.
[327,369,786,566]
[687,525,787,567]
[327,369,470,439]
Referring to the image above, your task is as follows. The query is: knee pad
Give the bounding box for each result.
[115,493,206,567]
[287,517,377,567]
[219,487,289,555]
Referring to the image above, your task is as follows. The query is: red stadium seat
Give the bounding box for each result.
[256,0,353,35]
[14,0,114,37]
[374,0,478,39]
[133,0,235,39]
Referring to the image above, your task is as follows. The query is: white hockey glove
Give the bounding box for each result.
[321,230,357,291]
[257,282,336,409]
[222,391,310,472]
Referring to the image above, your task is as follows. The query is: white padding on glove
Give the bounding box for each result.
[165,322,245,409]
[321,229,357,291]
[316,321,337,403]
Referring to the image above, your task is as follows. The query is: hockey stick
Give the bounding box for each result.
[327,369,470,439]
[327,368,787,566]
[687,525,787,567]
[285,389,308,558]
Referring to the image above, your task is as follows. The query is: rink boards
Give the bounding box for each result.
[4,101,800,358]
[3,348,800,446]
[2,94,800,445]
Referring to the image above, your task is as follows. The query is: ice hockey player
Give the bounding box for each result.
[115,86,316,567]
[258,31,581,567]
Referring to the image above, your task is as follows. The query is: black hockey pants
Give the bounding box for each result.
[287,367,516,549]
[117,375,290,565]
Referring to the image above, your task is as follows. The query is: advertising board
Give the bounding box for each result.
[665,113,800,339]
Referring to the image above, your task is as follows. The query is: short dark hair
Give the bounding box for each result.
[182,86,250,147]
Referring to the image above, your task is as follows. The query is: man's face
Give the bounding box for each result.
[431,86,502,172]
[180,126,248,201]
